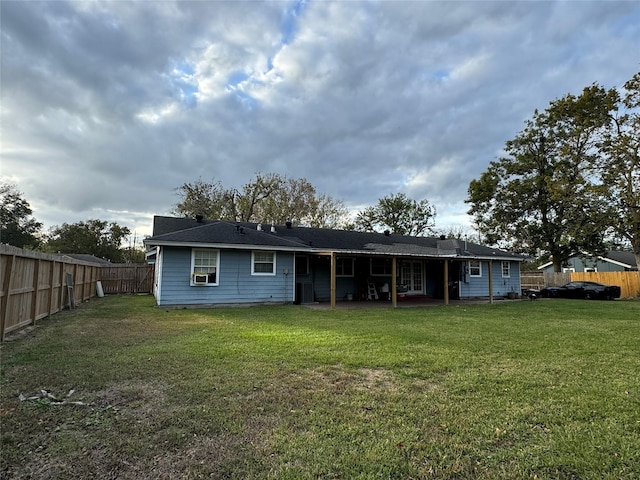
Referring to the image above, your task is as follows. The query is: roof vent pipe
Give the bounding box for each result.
[286,221,292,229]
[271,223,276,233]
[384,230,390,236]
[195,214,204,223]
[257,223,262,231]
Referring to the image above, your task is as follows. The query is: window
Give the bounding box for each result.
[501,261,511,278]
[191,249,219,286]
[252,251,276,275]
[295,255,309,275]
[336,257,354,277]
[370,258,392,276]
[469,260,482,277]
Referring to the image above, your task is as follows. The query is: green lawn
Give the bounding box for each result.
[1,296,639,479]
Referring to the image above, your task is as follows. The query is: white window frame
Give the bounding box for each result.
[191,249,220,286]
[501,261,511,278]
[252,251,276,276]
[469,260,482,277]
[336,257,354,277]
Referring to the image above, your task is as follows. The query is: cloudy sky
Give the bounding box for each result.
[2,1,639,241]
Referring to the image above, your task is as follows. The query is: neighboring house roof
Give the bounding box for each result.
[605,251,638,269]
[58,254,112,265]
[538,251,638,270]
[145,216,524,261]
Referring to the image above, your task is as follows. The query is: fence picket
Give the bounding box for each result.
[571,271,640,299]
[1,245,154,340]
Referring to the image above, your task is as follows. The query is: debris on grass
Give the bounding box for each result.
[18,389,93,406]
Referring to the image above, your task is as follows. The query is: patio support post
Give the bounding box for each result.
[330,252,336,309]
[488,261,494,304]
[444,260,449,305]
[391,257,397,308]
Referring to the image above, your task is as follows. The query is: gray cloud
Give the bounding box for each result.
[2,0,638,239]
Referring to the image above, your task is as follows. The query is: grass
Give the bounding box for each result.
[1,295,639,479]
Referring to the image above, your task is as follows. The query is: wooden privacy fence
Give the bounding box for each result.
[521,271,571,291]
[1,245,101,341]
[521,270,639,298]
[1,245,155,341]
[100,264,154,294]
[572,271,640,299]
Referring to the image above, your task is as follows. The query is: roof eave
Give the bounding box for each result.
[146,240,315,253]
[597,256,634,269]
[145,240,523,260]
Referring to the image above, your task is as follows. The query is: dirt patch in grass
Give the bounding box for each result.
[300,365,401,394]
[357,367,398,391]
[93,381,169,409]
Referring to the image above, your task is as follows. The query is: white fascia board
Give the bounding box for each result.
[575,250,633,268]
[318,250,522,261]
[146,240,314,253]
[146,241,523,261]
[457,255,525,262]
[597,256,633,269]
[538,261,553,270]
[470,256,525,262]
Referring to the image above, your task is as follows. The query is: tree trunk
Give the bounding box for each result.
[553,257,563,273]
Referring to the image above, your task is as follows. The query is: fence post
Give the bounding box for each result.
[1,254,15,342]
[30,259,40,327]
[58,263,65,313]
[48,261,55,317]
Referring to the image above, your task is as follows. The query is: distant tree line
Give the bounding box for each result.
[172,173,437,236]
[1,176,438,263]
[172,173,349,229]
[0,182,143,263]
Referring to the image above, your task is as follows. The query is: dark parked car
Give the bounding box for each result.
[539,281,621,300]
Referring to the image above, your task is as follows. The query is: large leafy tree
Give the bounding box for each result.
[44,219,131,263]
[598,72,640,270]
[173,173,348,228]
[171,179,236,221]
[0,182,42,248]
[467,84,618,272]
[353,193,436,236]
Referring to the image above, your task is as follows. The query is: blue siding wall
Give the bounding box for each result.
[310,263,360,301]
[458,260,521,298]
[155,248,522,305]
[492,261,522,297]
[157,247,295,306]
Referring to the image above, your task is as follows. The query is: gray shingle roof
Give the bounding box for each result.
[59,254,112,265]
[605,251,637,269]
[146,216,524,260]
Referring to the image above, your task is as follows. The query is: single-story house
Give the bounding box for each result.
[144,216,526,308]
[538,251,638,274]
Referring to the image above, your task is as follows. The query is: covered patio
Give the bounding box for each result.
[315,252,507,308]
